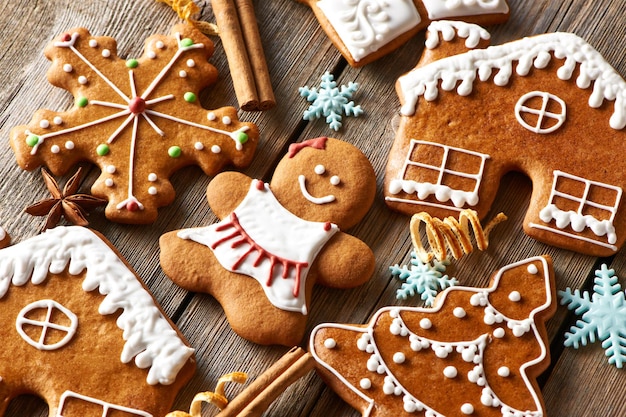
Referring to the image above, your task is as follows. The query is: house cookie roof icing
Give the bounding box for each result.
[397,27,626,130]
[0,226,193,386]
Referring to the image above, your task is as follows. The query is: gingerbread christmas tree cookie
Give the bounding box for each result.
[311,256,556,416]
[10,24,259,224]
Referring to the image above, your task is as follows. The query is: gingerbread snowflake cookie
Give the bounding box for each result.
[160,137,377,346]
[10,24,259,224]
[297,0,509,66]
[385,20,626,256]
[311,256,556,417]
[0,226,195,416]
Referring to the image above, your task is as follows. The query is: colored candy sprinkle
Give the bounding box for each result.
[236,132,249,144]
[76,97,88,107]
[168,146,182,158]
[26,135,40,147]
[96,144,110,156]
[126,59,139,68]
[181,38,194,47]
[126,200,139,211]
[184,92,197,103]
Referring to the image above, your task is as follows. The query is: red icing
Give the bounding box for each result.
[288,137,328,158]
[61,33,72,42]
[212,212,309,298]
[129,97,146,114]
[255,180,265,191]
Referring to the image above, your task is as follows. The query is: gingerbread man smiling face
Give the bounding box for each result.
[160,137,377,346]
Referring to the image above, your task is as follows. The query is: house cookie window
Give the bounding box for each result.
[16,299,78,351]
[515,91,566,134]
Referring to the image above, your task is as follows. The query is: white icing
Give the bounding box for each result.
[509,291,521,302]
[63,63,73,73]
[179,70,187,78]
[105,178,114,187]
[51,145,60,154]
[56,390,152,417]
[156,41,165,49]
[460,403,475,415]
[88,39,98,48]
[314,164,326,175]
[54,117,63,125]
[147,51,157,59]
[0,226,194,385]
[106,165,116,174]
[148,186,157,195]
[222,116,232,125]
[533,170,621,248]
[419,318,432,329]
[40,120,50,129]
[324,338,337,349]
[102,49,111,58]
[194,142,204,150]
[310,257,552,417]
[360,378,372,389]
[148,173,158,182]
[515,91,566,134]
[64,140,73,149]
[393,352,406,364]
[330,175,341,186]
[207,112,216,121]
[497,366,510,377]
[386,140,489,211]
[299,175,336,205]
[443,365,458,378]
[453,307,467,318]
[316,0,421,62]
[399,31,626,130]
[16,299,78,351]
[178,181,339,314]
[211,145,221,154]
[425,21,491,50]
[186,59,195,67]
[78,75,88,85]
[422,0,508,20]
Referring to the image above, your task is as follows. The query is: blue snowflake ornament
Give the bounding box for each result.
[560,264,626,368]
[299,72,363,131]
[390,252,458,306]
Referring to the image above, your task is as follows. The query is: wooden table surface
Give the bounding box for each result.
[2,0,626,416]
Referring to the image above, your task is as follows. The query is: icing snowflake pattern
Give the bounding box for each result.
[299,72,363,131]
[10,25,258,223]
[560,264,626,368]
[390,252,458,305]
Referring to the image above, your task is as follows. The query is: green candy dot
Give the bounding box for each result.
[181,38,194,47]
[236,132,249,144]
[168,146,182,158]
[126,59,139,68]
[26,134,40,147]
[96,144,110,156]
[76,96,88,107]
[184,92,197,103]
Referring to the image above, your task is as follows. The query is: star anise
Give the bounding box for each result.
[25,167,106,230]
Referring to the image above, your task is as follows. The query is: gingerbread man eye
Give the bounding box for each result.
[314,164,326,175]
[330,175,341,186]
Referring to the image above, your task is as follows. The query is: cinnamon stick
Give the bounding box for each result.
[212,0,275,111]
[217,347,315,417]
[234,0,275,110]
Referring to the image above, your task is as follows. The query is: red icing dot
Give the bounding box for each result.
[129,97,146,114]
[61,33,72,42]
[256,180,265,191]
[324,222,332,231]
[126,201,139,212]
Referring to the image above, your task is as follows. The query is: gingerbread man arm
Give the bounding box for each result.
[313,232,375,289]
[206,171,254,219]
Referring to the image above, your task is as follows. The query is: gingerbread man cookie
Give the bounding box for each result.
[10,25,258,224]
[385,20,626,256]
[0,226,195,417]
[160,137,376,346]
[297,0,509,66]
[310,256,556,417]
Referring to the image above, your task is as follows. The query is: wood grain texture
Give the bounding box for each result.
[1,0,626,416]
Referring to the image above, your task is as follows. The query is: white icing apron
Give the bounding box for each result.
[178,180,339,314]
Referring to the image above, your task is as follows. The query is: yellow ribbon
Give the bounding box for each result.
[156,0,219,36]
[165,372,248,417]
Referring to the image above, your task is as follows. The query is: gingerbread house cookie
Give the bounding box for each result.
[0,226,195,417]
[297,0,509,66]
[310,256,556,417]
[385,21,626,256]
[160,137,377,346]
